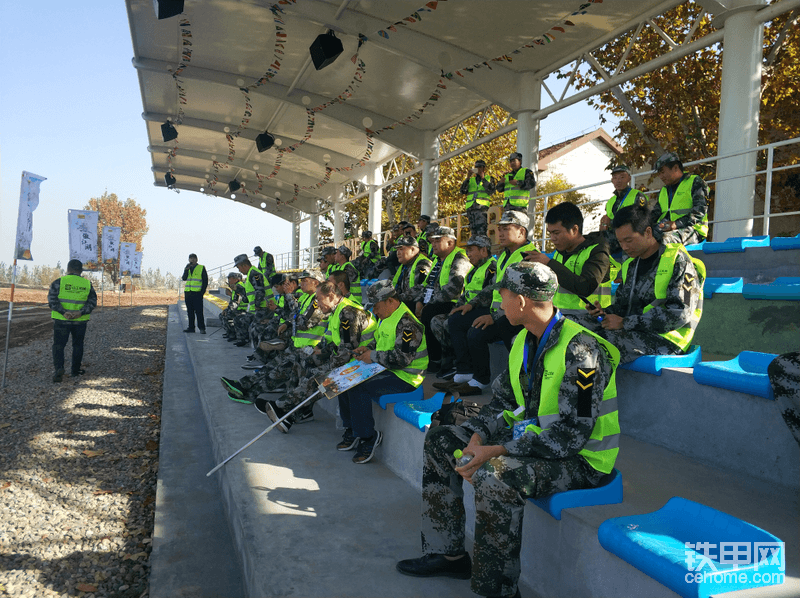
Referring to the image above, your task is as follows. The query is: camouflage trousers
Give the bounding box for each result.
[661,227,704,246]
[249,313,281,347]
[233,312,256,342]
[569,314,682,364]
[429,313,453,354]
[239,347,310,400]
[467,205,489,237]
[275,360,331,411]
[420,425,603,597]
[768,351,800,446]
[220,308,238,335]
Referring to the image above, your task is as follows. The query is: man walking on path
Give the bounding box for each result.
[48,259,98,382]
[182,253,208,334]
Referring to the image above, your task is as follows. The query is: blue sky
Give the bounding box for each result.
[0,1,616,278]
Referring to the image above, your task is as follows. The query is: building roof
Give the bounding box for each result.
[538,127,623,171]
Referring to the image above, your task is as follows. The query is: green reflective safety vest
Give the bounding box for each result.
[605,188,642,219]
[323,296,376,351]
[184,264,205,293]
[464,257,496,303]
[361,240,379,263]
[292,292,327,348]
[505,319,620,474]
[244,266,267,312]
[551,245,612,313]
[503,168,529,208]
[342,262,361,303]
[375,302,428,387]
[258,253,273,277]
[233,282,248,311]
[620,243,706,351]
[491,243,537,311]
[52,275,92,321]
[393,253,428,289]
[657,175,708,239]
[427,247,467,303]
[465,176,492,209]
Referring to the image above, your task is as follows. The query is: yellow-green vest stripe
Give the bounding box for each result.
[465,257,496,303]
[244,266,267,312]
[393,253,428,289]
[323,296,376,350]
[491,243,537,311]
[551,245,612,313]
[466,176,492,209]
[185,264,204,293]
[428,248,467,302]
[657,175,708,238]
[52,275,92,321]
[605,188,642,219]
[505,320,620,474]
[293,293,327,348]
[375,302,428,387]
[503,169,528,207]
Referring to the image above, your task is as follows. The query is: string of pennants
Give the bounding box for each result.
[374,0,446,40]
[165,17,193,189]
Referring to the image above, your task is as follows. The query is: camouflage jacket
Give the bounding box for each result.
[659,174,709,231]
[228,281,247,309]
[468,242,535,321]
[461,317,613,459]
[608,244,703,336]
[395,255,433,304]
[414,250,472,304]
[293,293,327,336]
[314,304,375,369]
[341,261,360,285]
[365,311,426,370]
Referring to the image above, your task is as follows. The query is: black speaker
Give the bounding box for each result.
[164,172,176,187]
[256,131,275,152]
[229,179,241,193]
[154,0,184,20]
[161,121,178,142]
[309,31,343,71]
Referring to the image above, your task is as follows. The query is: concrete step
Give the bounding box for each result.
[687,246,800,282]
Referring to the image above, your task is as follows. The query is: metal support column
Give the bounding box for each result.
[714,0,766,240]
[515,74,542,224]
[420,131,440,218]
[291,215,300,269]
[310,212,320,263]
[368,166,382,234]
[333,188,344,244]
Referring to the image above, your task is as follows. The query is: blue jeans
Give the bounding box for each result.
[338,371,414,439]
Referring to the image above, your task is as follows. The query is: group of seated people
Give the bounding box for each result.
[210,152,713,598]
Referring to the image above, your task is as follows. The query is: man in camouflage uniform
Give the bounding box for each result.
[575,201,705,364]
[334,280,429,463]
[251,280,376,431]
[320,246,337,278]
[393,236,433,311]
[397,262,619,598]
[768,352,800,446]
[254,245,277,283]
[330,245,362,303]
[233,254,267,346]
[221,272,247,339]
[460,159,496,236]
[417,215,437,258]
[414,226,472,372]
[248,273,302,349]
[653,152,709,246]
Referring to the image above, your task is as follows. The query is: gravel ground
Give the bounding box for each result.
[0,306,167,598]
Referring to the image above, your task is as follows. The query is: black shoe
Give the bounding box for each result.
[246,354,257,362]
[227,337,238,343]
[234,340,249,347]
[53,368,65,383]
[199,329,206,335]
[71,369,86,376]
[426,360,441,373]
[183,328,195,333]
[336,428,360,451]
[220,377,245,399]
[396,553,472,579]
[228,392,253,404]
[255,399,292,433]
[352,431,382,464]
[294,406,314,424]
[241,363,262,370]
[437,366,457,379]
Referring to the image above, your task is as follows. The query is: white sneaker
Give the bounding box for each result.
[453,373,473,384]
[467,378,489,390]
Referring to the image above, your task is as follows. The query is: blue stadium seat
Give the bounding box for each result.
[742,277,800,300]
[598,497,785,598]
[619,345,701,376]
[692,351,776,399]
[684,240,707,252]
[393,392,447,430]
[703,277,743,298]
[771,233,800,251]
[376,385,423,410]
[702,235,770,253]
[529,468,622,520]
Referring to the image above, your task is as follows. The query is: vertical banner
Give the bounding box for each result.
[120,242,136,276]
[68,210,99,270]
[15,171,47,260]
[101,226,121,264]
[132,252,143,278]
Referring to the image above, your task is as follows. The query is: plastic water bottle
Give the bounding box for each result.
[453,449,473,468]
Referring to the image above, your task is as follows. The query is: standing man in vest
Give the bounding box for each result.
[338,280,429,463]
[653,152,709,246]
[182,253,208,334]
[495,152,536,213]
[233,254,267,347]
[48,259,98,382]
[397,262,619,598]
[393,236,433,312]
[578,199,705,363]
[524,202,612,317]
[254,246,276,283]
[460,159,496,236]
[599,165,643,255]
[447,212,536,395]
[414,226,472,373]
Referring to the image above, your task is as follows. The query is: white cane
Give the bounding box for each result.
[206,389,321,476]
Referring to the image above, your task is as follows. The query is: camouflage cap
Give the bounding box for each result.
[361,230,372,238]
[233,253,250,266]
[366,279,396,304]
[321,246,336,256]
[498,261,558,301]
[253,246,263,254]
[298,269,323,281]
[498,210,529,230]
[227,271,241,279]
[418,214,431,223]
[474,159,486,168]
[654,152,681,171]
[610,165,630,174]
[465,234,492,248]
[429,226,456,240]
[395,235,419,248]
[336,244,352,258]
[391,223,402,231]
[270,273,288,286]
[508,152,522,162]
